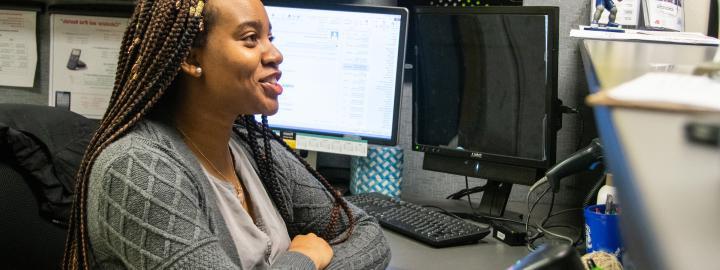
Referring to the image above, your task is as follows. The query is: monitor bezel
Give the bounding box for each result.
[411,6,559,169]
[262,1,409,146]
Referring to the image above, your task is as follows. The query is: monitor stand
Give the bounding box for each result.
[475,180,513,217]
[451,180,526,224]
[449,180,524,221]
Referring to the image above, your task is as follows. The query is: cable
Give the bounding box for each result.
[526,185,550,251]
[560,105,585,150]
[525,176,548,243]
[536,219,575,246]
[527,224,583,250]
[526,184,556,243]
[527,185,550,238]
[535,206,585,248]
[544,208,585,245]
[525,176,579,251]
[422,205,464,220]
[547,189,556,222]
[538,182,574,245]
[446,178,486,200]
[583,171,607,207]
[465,176,472,206]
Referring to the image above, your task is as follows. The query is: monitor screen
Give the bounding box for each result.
[413,7,558,169]
[261,3,408,145]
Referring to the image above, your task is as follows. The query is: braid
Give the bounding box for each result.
[104,0,190,127]
[234,116,355,244]
[265,126,356,244]
[102,0,154,123]
[62,1,208,269]
[94,0,197,151]
[240,116,292,219]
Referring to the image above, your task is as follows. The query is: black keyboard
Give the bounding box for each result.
[345,192,491,248]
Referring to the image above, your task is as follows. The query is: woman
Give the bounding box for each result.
[61,0,391,269]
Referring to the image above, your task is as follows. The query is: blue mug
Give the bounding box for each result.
[584,204,623,258]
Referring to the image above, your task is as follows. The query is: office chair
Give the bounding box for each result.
[0,160,67,269]
[0,103,97,269]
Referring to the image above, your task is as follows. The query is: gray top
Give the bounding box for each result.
[203,139,291,269]
[86,117,391,269]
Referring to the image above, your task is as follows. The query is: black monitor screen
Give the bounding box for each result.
[413,7,557,168]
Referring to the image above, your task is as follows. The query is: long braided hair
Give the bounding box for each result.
[234,115,355,240]
[62,0,354,269]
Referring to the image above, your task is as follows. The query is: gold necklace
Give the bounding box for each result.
[177,128,245,203]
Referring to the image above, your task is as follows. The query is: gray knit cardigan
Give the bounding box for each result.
[86,117,391,269]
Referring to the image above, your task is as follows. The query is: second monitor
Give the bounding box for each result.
[412,6,560,216]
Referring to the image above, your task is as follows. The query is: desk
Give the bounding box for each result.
[384,198,529,269]
[580,40,720,269]
[385,229,528,270]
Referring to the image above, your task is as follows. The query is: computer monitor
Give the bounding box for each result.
[261,2,408,145]
[412,6,559,216]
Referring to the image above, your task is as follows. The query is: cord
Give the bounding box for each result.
[560,105,585,150]
[526,183,550,250]
[537,184,574,245]
[536,219,575,246]
[583,170,607,207]
[526,187,557,242]
[543,208,585,244]
[422,205,464,220]
[446,177,486,200]
[526,184,550,251]
[532,202,585,249]
[548,189,556,222]
[525,176,579,251]
[525,176,548,242]
[527,224,583,250]
[465,176,471,206]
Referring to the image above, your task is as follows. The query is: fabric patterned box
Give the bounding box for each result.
[350,146,404,197]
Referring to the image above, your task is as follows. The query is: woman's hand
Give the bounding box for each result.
[287,233,333,270]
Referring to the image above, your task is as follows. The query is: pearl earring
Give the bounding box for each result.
[195,67,202,76]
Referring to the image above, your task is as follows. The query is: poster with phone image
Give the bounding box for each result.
[49,14,128,119]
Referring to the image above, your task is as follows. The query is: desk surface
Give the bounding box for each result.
[385,228,528,270]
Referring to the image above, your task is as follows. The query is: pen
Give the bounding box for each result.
[605,194,615,215]
[587,258,603,270]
